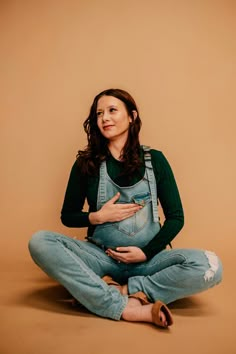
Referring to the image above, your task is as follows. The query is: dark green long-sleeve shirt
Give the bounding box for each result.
[61,149,184,260]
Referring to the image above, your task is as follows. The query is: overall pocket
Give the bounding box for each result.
[114,192,151,236]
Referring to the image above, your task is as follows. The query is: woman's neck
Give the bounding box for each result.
[108,139,126,160]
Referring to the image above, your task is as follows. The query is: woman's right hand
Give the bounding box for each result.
[89,192,142,224]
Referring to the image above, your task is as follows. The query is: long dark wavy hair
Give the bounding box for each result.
[77,88,142,176]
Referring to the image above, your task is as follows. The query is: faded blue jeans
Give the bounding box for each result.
[28,230,223,320]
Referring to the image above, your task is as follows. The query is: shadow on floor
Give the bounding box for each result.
[14,284,93,317]
[11,282,215,318]
[168,296,214,317]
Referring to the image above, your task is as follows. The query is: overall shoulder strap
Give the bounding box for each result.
[142,145,152,168]
[97,161,107,208]
[142,145,159,222]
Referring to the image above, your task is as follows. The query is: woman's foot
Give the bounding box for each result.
[122,297,173,328]
[102,275,173,328]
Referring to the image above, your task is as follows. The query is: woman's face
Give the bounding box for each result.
[96,95,132,142]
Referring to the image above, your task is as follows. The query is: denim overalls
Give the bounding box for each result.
[29,147,222,321]
[90,146,161,249]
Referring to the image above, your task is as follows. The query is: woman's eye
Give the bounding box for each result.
[97,112,102,117]
[110,108,116,113]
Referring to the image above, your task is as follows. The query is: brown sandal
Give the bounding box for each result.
[129,291,173,328]
[152,300,173,328]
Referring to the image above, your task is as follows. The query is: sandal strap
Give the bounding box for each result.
[102,275,121,287]
[128,291,150,305]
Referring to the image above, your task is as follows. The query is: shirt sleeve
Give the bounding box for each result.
[60,161,91,228]
[141,150,184,260]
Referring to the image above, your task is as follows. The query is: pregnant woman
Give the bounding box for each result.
[29,88,222,328]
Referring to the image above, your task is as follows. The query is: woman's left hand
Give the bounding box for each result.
[106,246,147,264]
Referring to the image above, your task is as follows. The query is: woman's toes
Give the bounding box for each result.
[159,311,167,327]
[151,301,173,328]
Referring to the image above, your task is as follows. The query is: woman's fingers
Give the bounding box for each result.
[106,192,120,205]
[117,204,141,219]
[106,246,147,263]
[100,193,142,222]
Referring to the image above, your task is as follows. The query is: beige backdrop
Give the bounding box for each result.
[1,1,235,354]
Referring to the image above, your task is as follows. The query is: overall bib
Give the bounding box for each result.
[90,146,161,249]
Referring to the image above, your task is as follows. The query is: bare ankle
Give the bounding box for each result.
[121,298,152,322]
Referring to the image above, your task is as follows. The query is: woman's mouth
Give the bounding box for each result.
[103,125,114,130]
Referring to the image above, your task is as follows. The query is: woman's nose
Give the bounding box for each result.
[102,112,110,122]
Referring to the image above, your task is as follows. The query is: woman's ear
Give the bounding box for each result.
[129,110,137,122]
[132,110,138,120]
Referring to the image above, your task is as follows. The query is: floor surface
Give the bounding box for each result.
[1,250,235,354]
